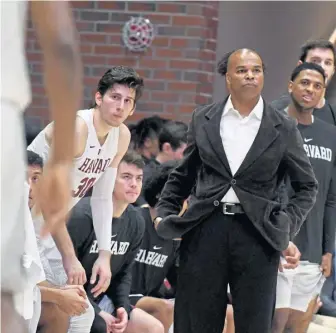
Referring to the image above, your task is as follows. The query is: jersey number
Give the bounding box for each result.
[73,177,96,198]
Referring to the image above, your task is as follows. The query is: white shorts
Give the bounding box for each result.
[1,101,27,292]
[276,259,326,312]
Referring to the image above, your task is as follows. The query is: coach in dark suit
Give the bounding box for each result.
[153,49,318,333]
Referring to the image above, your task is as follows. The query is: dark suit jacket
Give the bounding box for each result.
[156,99,318,251]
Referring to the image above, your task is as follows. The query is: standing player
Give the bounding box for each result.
[28,66,144,297]
[272,63,336,333]
[1,1,82,333]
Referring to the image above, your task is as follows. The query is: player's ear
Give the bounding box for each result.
[297,60,303,66]
[95,92,103,107]
[288,81,293,94]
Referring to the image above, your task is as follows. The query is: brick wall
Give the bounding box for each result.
[25,1,219,124]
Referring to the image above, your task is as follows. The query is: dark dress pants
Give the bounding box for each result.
[174,209,280,333]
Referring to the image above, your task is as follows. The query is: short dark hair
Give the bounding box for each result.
[158,121,188,151]
[120,150,145,170]
[290,62,326,83]
[27,150,44,169]
[130,116,168,150]
[143,160,179,207]
[299,39,336,65]
[217,49,266,76]
[93,66,144,107]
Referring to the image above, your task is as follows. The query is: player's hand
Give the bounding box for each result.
[321,253,332,277]
[57,285,88,316]
[63,255,87,285]
[91,251,112,297]
[280,241,301,271]
[111,307,128,333]
[35,162,73,237]
[99,310,116,332]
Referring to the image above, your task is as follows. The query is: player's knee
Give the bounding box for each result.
[150,319,165,333]
[41,302,69,328]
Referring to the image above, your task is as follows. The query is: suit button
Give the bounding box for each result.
[213,200,219,206]
[231,179,236,185]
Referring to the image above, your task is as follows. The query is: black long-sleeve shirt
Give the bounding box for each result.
[130,207,179,298]
[67,198,145,315]
[282,117,336,263]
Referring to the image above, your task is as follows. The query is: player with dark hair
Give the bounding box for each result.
[130,116,169,164]
[28,66,144,299]
[67,150,165,333]
[272,39,336,125]
[273,62,336,333]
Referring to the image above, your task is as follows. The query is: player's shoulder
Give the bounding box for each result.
[118,123,131,140]
[125,204,146,234]
[314,117,336,136]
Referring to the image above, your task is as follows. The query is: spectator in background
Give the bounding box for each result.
[129,116,168,164]
[135,121,188,207]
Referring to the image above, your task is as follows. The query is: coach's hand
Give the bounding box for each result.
[279,241,301,271]
[36,162,73,237]
[321,253,332,277]
[63,255,87,285]
[91,251,112,297]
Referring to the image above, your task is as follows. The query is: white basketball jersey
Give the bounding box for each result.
[1,1,31,111]
[28,108,119,210]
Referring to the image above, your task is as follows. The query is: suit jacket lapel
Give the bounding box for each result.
[203,99,232,175]
[235,105,280,177]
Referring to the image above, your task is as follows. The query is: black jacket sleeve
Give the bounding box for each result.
[105,216,145,315]
[323,158,336,255]
[281,120,319,238]
[156,109,202,218]
[67,198,94,259]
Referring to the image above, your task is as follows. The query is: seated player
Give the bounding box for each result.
[129,160,182,332]
[27,150,95,333]
[67,150,164,333]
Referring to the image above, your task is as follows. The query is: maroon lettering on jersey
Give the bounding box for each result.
[73,177,97,198]
[94,159,103,174]
[98,149,102,155]
[78,158,91,172]
[102,158,111,172]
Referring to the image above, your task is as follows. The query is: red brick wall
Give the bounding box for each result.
[25,1,219,124]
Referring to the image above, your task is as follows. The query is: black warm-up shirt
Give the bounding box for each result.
[130,207,179,299]
[272,94,336,125]
[282,117,336,263]
[67,198,145,315]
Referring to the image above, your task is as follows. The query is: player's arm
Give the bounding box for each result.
[91,124,131,253]
[89,124,131,296]
[31,1,82,164]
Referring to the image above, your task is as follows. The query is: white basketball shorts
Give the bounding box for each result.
[276,259,326,312]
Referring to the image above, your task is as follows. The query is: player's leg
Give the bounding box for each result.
[272,259,296,333]
[125,308,164,333]
[135,296,174,333]
[38,302,69,333]
[287,262,325,333]
[1,102,27,333]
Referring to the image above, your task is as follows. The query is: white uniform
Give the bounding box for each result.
[28,108,119,260]
[1,0,31,292]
